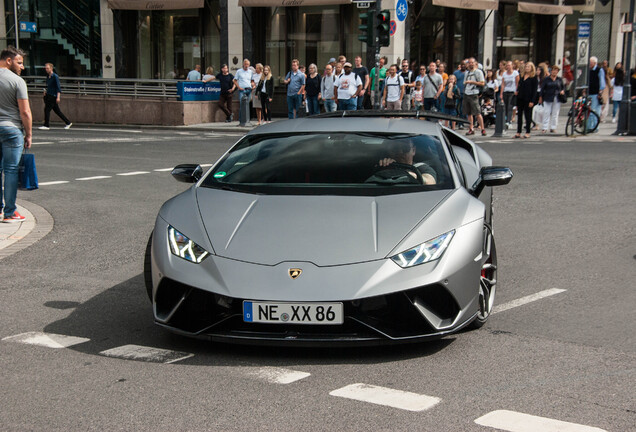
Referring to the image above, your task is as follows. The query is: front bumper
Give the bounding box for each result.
[154,278,478,346]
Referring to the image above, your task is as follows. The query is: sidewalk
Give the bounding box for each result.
[0,200,54,259]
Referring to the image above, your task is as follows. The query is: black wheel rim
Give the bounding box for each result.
[477,228,497,321]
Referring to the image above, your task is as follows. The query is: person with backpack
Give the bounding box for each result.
[320,63,337,112]
[421,62,443,111]
[335,62,362,111]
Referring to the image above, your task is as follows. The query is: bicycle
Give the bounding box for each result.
[565,96,600,136]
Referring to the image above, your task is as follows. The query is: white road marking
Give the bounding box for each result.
[116,171,151,176]
[474,410,607,432]
[492,288,566,314]
[76,176,112,181]
[99,344,194,364]
[2,332,89,348]
[38,181,70,186]
[154,168,174,172]
[246,367,311,384]
[69,128,143,133]
[329,383,441,412]
[31,141,55,145]
[200,163,214,167]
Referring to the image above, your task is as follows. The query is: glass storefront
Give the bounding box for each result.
[496,2,555,64]
[253,5,363,83]
[4,0,102,77]
[114,3,219,79]
[409,1,479,69]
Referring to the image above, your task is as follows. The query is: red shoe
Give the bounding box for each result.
[3,211,25,223]
[466,129,475,135]
[481,129,487,136]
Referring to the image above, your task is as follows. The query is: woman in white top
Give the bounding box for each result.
[251,63,263,124]
[610,64,624,123]
[499,61,519,125]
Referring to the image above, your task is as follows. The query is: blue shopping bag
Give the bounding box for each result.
[18,151,38,190]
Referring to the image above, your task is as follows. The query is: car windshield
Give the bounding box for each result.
[201,132,454,195]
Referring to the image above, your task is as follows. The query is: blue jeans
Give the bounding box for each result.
[287,94,302,119]
[323,99,337,112]
[612,100,620,118]
[589,94,601,130]
[239,89,251,125]
[0,126,25,217]
[306,95,320,116]
[338,98,357,111]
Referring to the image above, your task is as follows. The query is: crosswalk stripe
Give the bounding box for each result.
[99,344,193,364]
[493,288,566,314]
[38,181,70,186]
[116,171,151,176]
[2,331,89,348]
[246,367,311,384]
[153,168,174,172]
[474,410,607,432]
[76,176,112,181]
[329,383,441,412]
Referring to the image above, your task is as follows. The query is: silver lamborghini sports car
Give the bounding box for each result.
[144,112,513,345]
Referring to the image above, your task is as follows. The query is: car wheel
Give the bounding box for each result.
[143,232,153,302]
[470,226,497,329]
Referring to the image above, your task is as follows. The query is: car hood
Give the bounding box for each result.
[195,187,452,266]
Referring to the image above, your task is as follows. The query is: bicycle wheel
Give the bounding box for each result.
[573,113,585,134]
[565,115,575,136]
[586,110,600,133]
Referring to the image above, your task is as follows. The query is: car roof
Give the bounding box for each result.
[245,116,443,136]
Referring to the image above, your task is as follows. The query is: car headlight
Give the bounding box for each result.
[391,230,455,268]
[168,226,210,263]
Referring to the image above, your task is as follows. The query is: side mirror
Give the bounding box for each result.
[471,166,513,197]
[171,164,203,183]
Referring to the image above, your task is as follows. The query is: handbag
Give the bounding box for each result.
[19,150,38,190]
[558,93,567,104]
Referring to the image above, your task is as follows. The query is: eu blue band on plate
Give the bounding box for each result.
[243,301,253,322]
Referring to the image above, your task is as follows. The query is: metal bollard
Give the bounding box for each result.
[492,98,506,137]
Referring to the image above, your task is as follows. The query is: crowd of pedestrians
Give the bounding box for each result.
[187,53,636,131]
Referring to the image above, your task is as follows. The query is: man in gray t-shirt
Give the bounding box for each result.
[421,62,443,111]
[0,46,32,222]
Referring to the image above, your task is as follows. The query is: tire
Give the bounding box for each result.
[143,232,153,302]
[586,110,600,133]
[565,115,575,136]
[470,225,497,329]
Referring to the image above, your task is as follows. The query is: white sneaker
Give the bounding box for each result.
[38,126,50,130]
[612,117,616,123]
[64,123,73,129]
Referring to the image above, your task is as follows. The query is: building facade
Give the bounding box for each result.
[1,0,633,79]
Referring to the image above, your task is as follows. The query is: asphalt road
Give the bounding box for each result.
[0,126,634,431]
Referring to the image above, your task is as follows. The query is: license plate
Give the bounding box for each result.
[243,301,344,325]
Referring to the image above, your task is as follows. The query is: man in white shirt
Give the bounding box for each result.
[382,64,404,110]
[233,59,254,127]
[320,63,337,112]
[335,62,362,111]
[463,57,486,136]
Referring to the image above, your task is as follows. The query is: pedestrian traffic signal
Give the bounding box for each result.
[358,12,373,45]
[377,10,391,47]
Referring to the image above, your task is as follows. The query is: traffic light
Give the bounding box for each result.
[376,10,391,47]
[358,12,373,44]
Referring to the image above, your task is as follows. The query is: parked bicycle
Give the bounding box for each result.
[565,95,600,136]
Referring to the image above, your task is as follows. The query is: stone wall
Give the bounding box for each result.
[29,93,240,126]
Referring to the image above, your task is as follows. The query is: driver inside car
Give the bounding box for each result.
[378,140,437,185]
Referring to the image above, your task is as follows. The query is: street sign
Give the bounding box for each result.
[578,21,591,38]
[356,2,371,8]
[389,20,397,36]
[575,18,592,92]
[19,22,37,33]
[396,0,408,22]
[621,22,633,33]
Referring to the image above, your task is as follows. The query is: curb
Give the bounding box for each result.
[0,199,54,260]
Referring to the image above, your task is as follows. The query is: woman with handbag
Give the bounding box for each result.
[252,63,264,125]
[538,65,566,133]
[258,65,274,124]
